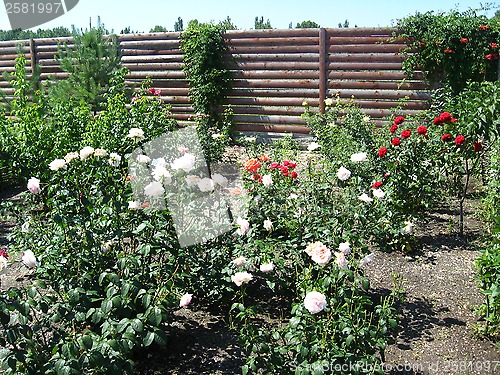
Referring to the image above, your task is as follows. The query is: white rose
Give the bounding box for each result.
[231,271,253,286]
[152,165,172,185]
[198,178,215,192]
[171,153,196,172]
[307,142,321,151]
[185,175,201,187]
[64,151,79,163]
[324,98,333,106]
[128,201,141,210]
[236,217,250,236]
[136,154,151,163]
[151,157,166,167]
[49,159,67,171]
[232,256,247,267]
[338,241,350,255]
[27,177,41,194]
[127,127,144,140]
[212,173,228,187]
[94,148,108,157]
[263,219,273,231]
[22,250,38,268]
[212,133,224,139]
[402,221,414,234]
[179,293,193,307]
[308,244,332,266]
[359,252,375,267]
[302,100,309,106]
[303,291,327,314]
[288,193,298,200]
[372,189,386,199]
[335,251,348,270]
[0,256,7,273]
[108,153,121,167]
[363,116,371,122]
[262,174,273,187]
[358,193,373,203]
[144,181,165,197]
[79,146,95,160]
[350,152,368,162]
[337,166,351,181]
[260,263,274,273]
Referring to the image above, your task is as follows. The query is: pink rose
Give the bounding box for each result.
[27,177,41,194]
[179,293,193,307]
[304,291,327,314]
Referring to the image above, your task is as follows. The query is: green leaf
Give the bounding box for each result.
[143,332,155,347]
[131,319,143,333]
[78,335,93,350]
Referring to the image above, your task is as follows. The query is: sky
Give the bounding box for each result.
[0,0,497,33]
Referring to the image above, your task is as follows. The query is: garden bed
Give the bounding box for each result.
[1,187,498,375]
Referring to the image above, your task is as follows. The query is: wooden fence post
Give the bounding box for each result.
[29,38,38,88]
[318,28,327,114]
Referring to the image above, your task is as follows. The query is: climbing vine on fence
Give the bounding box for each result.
[398,8,500,93]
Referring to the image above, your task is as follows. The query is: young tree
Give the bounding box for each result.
[51,23,122,113]
[174,17,184,32]
[296,20,320,28]
[150,25,168,33]
[255,16,272,29]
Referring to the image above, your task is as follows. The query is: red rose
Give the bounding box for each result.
[441,133,452,142]
[450,118,458,123]
[287,161,297,168]
[485,53,499,60]
[0,249,8,259]
[444,48,453,53]
[492,42,499,49]
[417,126,427,135]
[433,116,442,125]
[283,160,290,167]
[390,124,398,133]
[401,129,411,139]
[479,25,490,30]
[378,147,388,158]
[393,116,405,125]
[439,112,452,122]
[460,38,468,43]
[391,138,401,146]
[269,162,280,169]
[291,171,298,179]
[455,135,465,146]
[372,181,383,189]
[474,142,483,152]
[253,174,262,181]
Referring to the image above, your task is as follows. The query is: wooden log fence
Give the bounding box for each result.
[0,28,431,133]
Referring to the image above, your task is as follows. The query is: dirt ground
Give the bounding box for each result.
[1,186,499,375]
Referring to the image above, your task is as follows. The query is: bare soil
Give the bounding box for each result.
[1,186,499,375]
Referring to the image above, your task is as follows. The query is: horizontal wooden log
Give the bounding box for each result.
[125,80,189,88]
[227,53,319,62]
[328,71,414,80]
[0,46,31,54]
[232,114,307,124]
[233,79,319,89]
[39,72,69,79]
[125,71,185,79]
[122,62,183,70]
[358,108,422,118]
[0,54,31,61]
[326,88,432,101]
[35,44,68,52]
[328,36,404,45]
[33,37,72,45]
[0,39,29,47]
[230,106,306,116]
[226,36,318,46]
[327,28,399,37]
[228,45,319,54]
[127,85,189,95]
[168,105,195,112]
[121,54,183,62]
[117,32,181,41]
[227,97,319,106]
[0,66,32,73]
[224,29,319,38]
[119,40,180,49]
[327,62,402,70]
[230,88,319,97]
[120,48,182,56]
[158,96,191,104]
[328,80,428,90]
[339,99,429,110]
[233,123,311,134]
[231,70,319,79]
[329,44,406,53]
[333,53,406,63]
[229,61,319,70]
